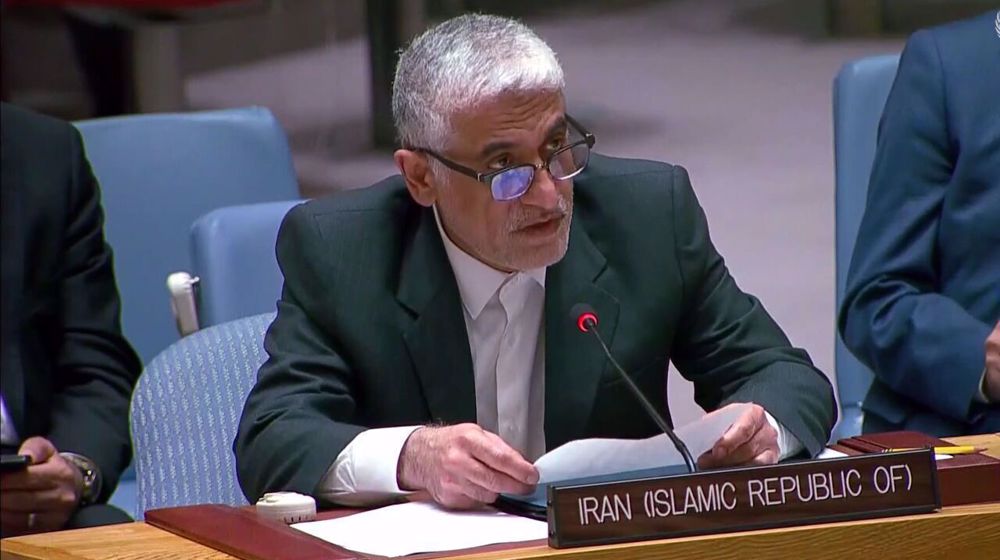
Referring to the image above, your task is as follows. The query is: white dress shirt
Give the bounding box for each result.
[318,208,802,505]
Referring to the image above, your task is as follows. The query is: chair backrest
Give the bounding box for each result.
[130,312,274,518]
[832,54,900,439]
[190,199,302,328]
[75,107,298,363]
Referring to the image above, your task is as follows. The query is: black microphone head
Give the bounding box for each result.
[570,303,598,333]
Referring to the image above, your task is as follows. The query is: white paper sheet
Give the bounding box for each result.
[534,403,749,483]
[816,448,848,460]
[291,501,547,557]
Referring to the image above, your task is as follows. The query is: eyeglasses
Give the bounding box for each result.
[412,114,596,201]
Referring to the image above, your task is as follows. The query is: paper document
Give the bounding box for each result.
[816,448,848,460]
[535,403,749,483]
[291,501,547,557]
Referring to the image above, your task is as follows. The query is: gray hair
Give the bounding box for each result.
[392,14,565,151]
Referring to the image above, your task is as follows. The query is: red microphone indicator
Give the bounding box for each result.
[570,303,599,333]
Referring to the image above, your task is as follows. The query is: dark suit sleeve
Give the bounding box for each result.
[46,127,141,501]
[839,31,992,424]
[234,206,367,503]
[668,166,836,456]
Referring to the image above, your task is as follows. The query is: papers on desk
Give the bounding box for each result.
[292,406,748,556]
[534,403,749,483]
[816,448,848,460]
[291,501,546,557]
[493,404,749,513]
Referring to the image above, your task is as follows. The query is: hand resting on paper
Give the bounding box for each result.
[396,424,539,509]
[697,403,779,469]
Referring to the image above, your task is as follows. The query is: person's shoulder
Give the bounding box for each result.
[907,11,999,63]
[577,153,687,201]
[292,175,410,217]
[1,102,76,149]
[2,102,61,129]
[896,11,1000,111]
[274,176,418,287]
[574,153,697,241]
[280,175,415,244]
[580,152,678,180]
[924,10,997,45]
[1,104,81,212]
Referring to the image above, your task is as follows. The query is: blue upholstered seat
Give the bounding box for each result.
[190,200,303,328]
[129,313,274,518]
[75,107,298,363]
[831,54,900,440]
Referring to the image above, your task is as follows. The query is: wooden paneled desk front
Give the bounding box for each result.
[3,434,999,560]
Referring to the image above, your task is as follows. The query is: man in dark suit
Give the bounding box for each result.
[235,14,835,508]
[1,103,141,535]
[840,11,1000,436]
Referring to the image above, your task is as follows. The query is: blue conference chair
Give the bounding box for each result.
[75,107,299,364]
[129,313,274,518]
[190,200,303,328]
[831,54,901,440]
[77,107,297,516]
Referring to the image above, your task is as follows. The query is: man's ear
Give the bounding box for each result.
[395,149,437,207]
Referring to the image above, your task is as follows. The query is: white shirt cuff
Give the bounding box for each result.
[316,425,421,506]
[764,411,804,460]
[975,369,989,403]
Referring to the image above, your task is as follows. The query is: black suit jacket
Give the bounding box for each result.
[235,154,836,502]
[0,103,141,501]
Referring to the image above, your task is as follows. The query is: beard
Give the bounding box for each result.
[506,191,573,233]
[435,176,574,272]
[498,189,573,270]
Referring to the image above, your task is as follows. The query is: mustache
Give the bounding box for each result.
[508,196,573,232]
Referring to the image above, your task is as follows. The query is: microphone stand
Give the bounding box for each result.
[581,317,698,473]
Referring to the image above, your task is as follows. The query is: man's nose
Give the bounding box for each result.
[519,166,561,211]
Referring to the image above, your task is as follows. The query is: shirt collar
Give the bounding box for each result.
[433,206,545,319]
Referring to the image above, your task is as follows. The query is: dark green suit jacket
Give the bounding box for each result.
[234,154,835,502]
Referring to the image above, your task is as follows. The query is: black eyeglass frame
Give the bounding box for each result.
[410,113,596,188]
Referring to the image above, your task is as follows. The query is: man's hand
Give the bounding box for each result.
[985,321,1000,402]
[697,403,779,469]
[396,424,539,509]
[0,437,82,536]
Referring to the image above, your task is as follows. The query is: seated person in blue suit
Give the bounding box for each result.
[235,14,835,509]
[840,12,1000,436]
[1,104,142,535]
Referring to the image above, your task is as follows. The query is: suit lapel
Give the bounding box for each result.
[394,203,621,440]
[397,207,477,425]
[544,222,619,450]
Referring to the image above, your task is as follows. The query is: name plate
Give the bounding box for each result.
[547,449,939,548]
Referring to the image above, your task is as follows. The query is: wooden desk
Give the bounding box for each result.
[944,432,1000,459]
[4,434,999,560]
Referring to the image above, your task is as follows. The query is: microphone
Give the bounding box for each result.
[570,303,698,473]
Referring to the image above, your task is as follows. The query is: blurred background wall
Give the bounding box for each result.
[2,0,994,427]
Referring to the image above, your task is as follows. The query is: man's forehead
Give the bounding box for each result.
[449,91,566,146]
